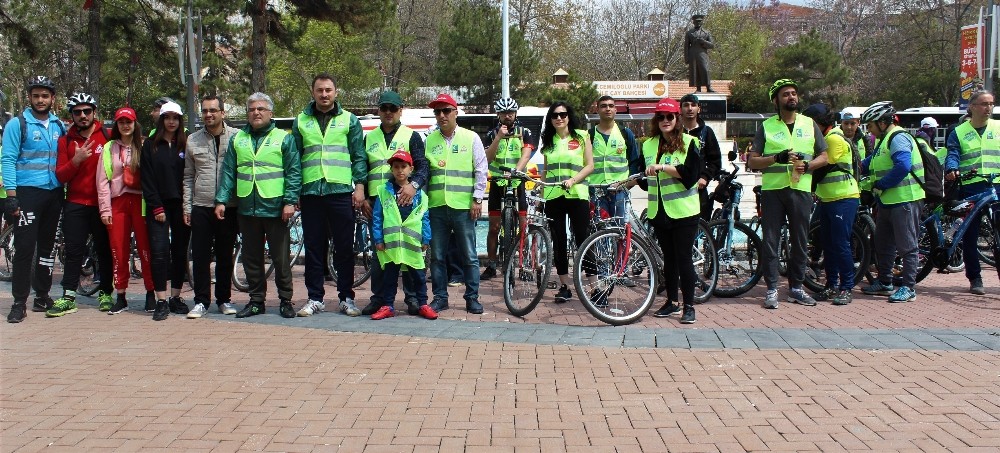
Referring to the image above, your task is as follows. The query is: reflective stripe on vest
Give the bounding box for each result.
[543,129,589,200]
[815,130,860,201]
[297,110,352,185]
[489,126,526,188]
[589,124,628,185]
[375,184,427,270]
[641,134,700,219]
[233,128,287,199]
[955,119,1000,184]
[426,127,476,209]
[365,124,414,196]
[760,114,816,192]
[870,128,925,204]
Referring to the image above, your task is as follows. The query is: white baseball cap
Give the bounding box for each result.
[920,117,939,128]
[159,101,183,117]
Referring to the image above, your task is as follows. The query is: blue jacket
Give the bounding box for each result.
[2,108,66,190]
[372,181,431,246]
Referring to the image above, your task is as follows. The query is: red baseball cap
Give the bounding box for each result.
[387,150,413,166]
[114,107,137,121]
[428,93,458,109]
[654,98,680,114]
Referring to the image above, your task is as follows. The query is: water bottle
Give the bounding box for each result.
[946,217,964,240]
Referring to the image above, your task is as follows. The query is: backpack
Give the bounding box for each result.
[877,129,945,204]
[17,113,67,146]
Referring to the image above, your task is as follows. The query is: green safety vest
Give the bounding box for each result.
[488,126,527,188]
[297,110,352,185]
[375,184,428,270]
[101,141,146,214]
[365,124,415,196]
[814,130,860,202]
[760,114,816,192]
[870,127,925,204]
[831,126,867,162]
[589,124,629,185]
[426,127,476,209]
[955,119,1000,184]
[233,128,287,199]
[642,134,700,219]
[543,129,590,200]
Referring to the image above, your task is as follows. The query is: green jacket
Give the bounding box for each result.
[215,121,301,218]
[291,101,366,196]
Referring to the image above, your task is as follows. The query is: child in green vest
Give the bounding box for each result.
[372,151,436,320]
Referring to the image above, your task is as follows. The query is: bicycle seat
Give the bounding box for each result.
[944,199,973,217]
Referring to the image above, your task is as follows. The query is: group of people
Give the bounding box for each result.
[2,73,996,326]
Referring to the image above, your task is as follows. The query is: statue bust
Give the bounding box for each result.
[685,14,715,93]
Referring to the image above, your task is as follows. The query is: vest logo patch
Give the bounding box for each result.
[568,140,580,150]
[366,143,379,153]
[988,132,995,140]
[773,131,787,141]
[32,130,42,141]
[964,132,977,141]
[430,144,445,154]
[796,128,803,138]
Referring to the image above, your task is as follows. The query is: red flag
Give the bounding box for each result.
[83,0,94,10]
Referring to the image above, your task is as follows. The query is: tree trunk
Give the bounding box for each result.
[250,0,268,93]
[87,0,102,102]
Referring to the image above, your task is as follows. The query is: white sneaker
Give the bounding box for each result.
[297,299,325,317]
[187,303,208,319]
[339,298,361,317]
[219,302,238,315]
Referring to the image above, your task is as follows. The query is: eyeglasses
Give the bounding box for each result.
[72,108,93,116]
[433,107,455,116]
[598,103,616,109]
[248,107,271,113]
[973,102,996,107]
[655,113,677,122]
[379,104,400,113]
[201,108,221,114]
[551,111,569,120]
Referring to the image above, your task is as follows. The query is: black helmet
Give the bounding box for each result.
[67,92,97,110]
[26,76,55,93]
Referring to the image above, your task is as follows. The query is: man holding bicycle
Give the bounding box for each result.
[589,95,641,219]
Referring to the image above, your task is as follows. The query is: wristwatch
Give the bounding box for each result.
[473,198,483,204]
[410,181,421,190]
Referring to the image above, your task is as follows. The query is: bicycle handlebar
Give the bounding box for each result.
[498,166,564,188]
[958,171,1000,183]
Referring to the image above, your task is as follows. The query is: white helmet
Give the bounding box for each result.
[860,101,895,124]
[67,92,97,110]
[493,97,519,113]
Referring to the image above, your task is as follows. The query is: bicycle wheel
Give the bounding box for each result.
[503,225,552,317]
[129,235,143,279]
[707,219,762,297]
[692,220,718,303]
[0,224,14,281]
[978,209,996,267]
[574,229,657,325]
[777,225,790,277]
[351,219,374,288]
[499,205,516,264]
[856,213,878,284]
[803,222,871,293]
[232,239,250,292]
[76,235,101,296]
[287,215,304,270]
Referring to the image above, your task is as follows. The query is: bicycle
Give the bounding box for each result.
[917,172,1000,281]
[327,210,375,288]
[489,168,527,274]
[500,169,557,317]
[232,210,304,292]
[0,220,13,281]
[638,209,717,304]
[706,161,763,297]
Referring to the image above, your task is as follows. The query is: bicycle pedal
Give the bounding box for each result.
[546,281,557,289]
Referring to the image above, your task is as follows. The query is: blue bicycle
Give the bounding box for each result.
[919,172,1000,279]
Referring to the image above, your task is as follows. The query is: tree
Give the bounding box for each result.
[527,71,600,123]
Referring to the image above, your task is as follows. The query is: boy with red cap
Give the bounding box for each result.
[370,150,436,320]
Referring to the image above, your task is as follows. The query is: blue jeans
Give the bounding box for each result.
[817,198,859,290]
[590,188,628,222]
[960,182,999,281]
[429,207,480,305]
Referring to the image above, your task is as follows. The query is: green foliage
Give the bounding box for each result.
[526,72,600,123]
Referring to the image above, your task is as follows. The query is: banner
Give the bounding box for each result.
[593,81,668,99]
[959,24,984,109]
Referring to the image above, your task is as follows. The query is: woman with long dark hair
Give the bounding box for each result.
[540,101,593,302]
[141,101,191,320]
[642,98,703,324]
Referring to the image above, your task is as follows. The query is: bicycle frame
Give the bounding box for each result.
[926,174,999,267]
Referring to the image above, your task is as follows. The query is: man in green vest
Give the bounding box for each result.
[291,73,367,317]
[747,79,828,309]
[678,93,721,220]
[837,110,870,162]
[859,101,924,303]
[215,92,301,318]
[425,93,489,314]
[589,95,640,220]
[945,90,1000,295]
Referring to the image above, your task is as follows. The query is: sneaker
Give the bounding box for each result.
[680,305,696,324]
[32,297,53,313]
[763,289,779,309]
[888,286,917,303]
[554,285,572,303]
[466,300,484,314]
[7,303,27,323]
[406,303,420,316]
[46,297,78,317]
[109,296,128,315]
[621,277,637,288]
[417,304,438,320]
[152,300,170,321]
[813,287,836,302]
[145,291,156,312]
[187,303,208,319]
[429,299,449,312]
[480,266,497,280]
[168,296,189,314]
[235,302,265,318]
[97,291,113,312]
[653,301,680,317]
[589,287,609,308]
[861,281,894,296]
[448,279,463,287]
[371,305,395,320]
[297,300,325,317]
[970,278,986,295]
[279,299,295,318]
[832,290,852,306]
[219,302,238,315]
[360,300,381,316]
[788,288,817,307]
[339,298,361,317]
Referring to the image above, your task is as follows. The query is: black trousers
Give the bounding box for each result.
[651,215,698,305]
[146,199,191,292]
[300,194,355,302]
[60,201,113,295]
[238,215,292,303]
[10,187,63,303]
[545,196,589,276]
[190,205,238,306]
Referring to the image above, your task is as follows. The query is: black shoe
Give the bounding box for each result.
[145,291,156,312]
[653,302,680,318]
[168,296,189,314]
[7,303,27,323]
[554,285,572,303]
[680,305,696,324]
[429,299,449,312]
[361,300,381,316]
[813,287,836,302]
[31,297,53,312]
[480,266,497,280]
[236,302,265,318]
[109,295,128,315]
[589,288,609,308]
[406,303,420,316]
[279,299,295,318]
[466,300,484,314]
[152,300,170,321]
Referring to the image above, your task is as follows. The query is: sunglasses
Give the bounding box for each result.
[433,107,455,116]
[598,103,616,109]
[72,108,94,116]
[551,111,569,120]
[379,104,400,113]
[249,106,271,113]
[655,113,677,122]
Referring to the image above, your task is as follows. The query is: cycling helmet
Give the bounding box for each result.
[768,78,797,100]
[67,92,97,110]
[860,101,895,124]
[494,97,519,113]
[26,76,55,93]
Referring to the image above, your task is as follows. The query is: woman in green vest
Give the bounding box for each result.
[641,98,703,324]
[540,101,593,303]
